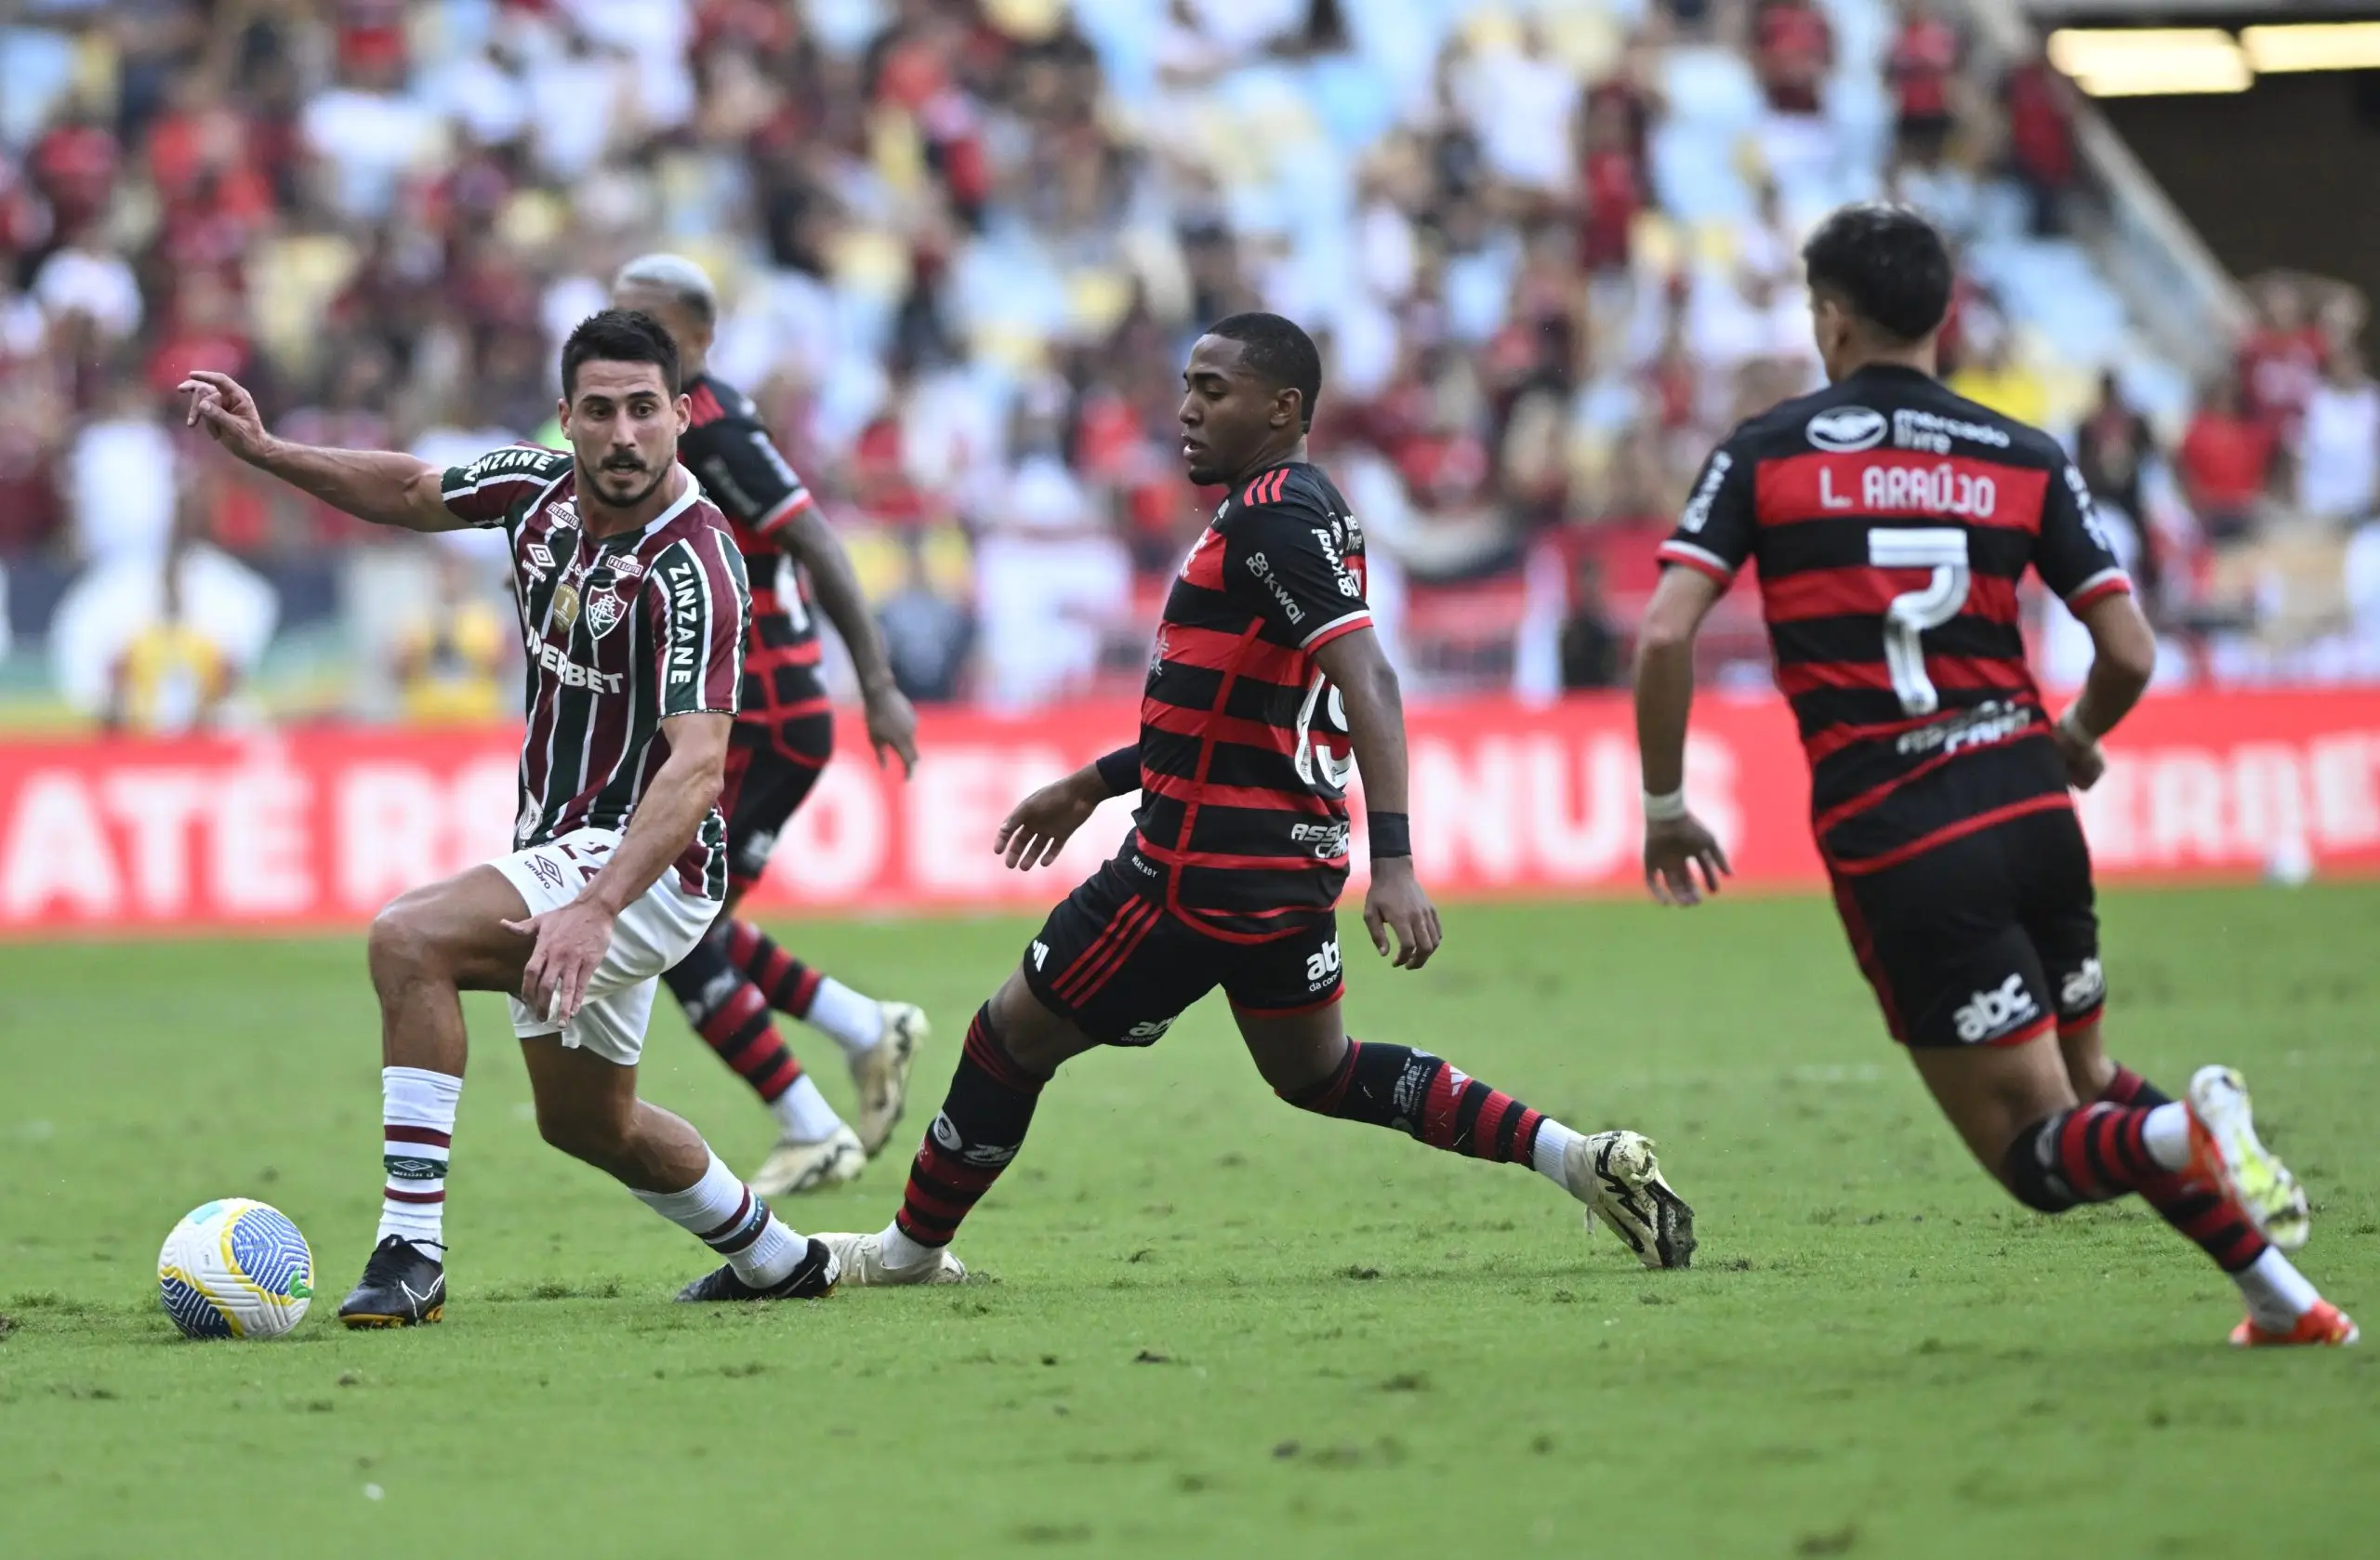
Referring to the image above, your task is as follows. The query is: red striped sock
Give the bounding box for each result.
[2054,1103,2168,1199]
[724,919,823,1017]
[893,1006,1044,1249]
[2096,1065,2268,1275]
[701,983,803,1104]
[1281,1041,1546,1165]
[663,938,804,1104]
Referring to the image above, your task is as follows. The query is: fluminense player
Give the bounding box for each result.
[180,311,840,1323]
[1634,204,2352,1346]
[612,254,926,1196]
[817,313,1695,1286]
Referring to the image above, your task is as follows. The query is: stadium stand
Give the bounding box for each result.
[1,0,2374,731]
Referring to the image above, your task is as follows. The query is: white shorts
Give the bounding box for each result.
[489,828,721,1066]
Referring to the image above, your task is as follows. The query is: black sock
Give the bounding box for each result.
[893,1006,1045,1248]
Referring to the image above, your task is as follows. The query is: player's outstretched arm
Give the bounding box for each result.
[1315,627,1441,971]
[178,370,463,533]
[1633,566,1733,907]
[995,745,1138,870]
[778,508,919,775]
[2051,591,2158,790]
[509,711,732,1023]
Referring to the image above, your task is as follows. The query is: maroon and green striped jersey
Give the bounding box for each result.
[440,445,751,899]
[1659,364,2132,875]
[1124,460,1373,940]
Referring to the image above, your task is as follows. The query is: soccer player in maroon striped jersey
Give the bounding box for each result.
[613,255,927,1198]
[816,313,1695,1286]
[1634,204,2353,1346]
[180,311,842,1324]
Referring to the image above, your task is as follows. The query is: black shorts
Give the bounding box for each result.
[1829,803,2106,1049]
[721,709,833,894]
[1021,859,1343,1045]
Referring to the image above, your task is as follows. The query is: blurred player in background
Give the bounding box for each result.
[182,311,841,1321]
[818,313,1694,1285]
[613,256,925,1196]
[1634,204,2353,1346]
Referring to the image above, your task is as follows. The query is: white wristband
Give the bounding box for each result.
[1643,787,1688,822]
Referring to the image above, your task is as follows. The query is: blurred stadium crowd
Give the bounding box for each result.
[2,0,2376,734]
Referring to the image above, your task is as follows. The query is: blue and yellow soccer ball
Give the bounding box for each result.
[156,1199,314,1339]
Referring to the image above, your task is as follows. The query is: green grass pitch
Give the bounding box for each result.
[3,886,2376,1558]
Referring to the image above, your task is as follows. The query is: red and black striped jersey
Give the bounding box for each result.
[1126,461,1373,940]
[440,445,750,899]
[678,374,829,733]
[1659,364,2132,874]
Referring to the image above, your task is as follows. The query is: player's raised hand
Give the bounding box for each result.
[503,899,616,1025]
[1644,812,1731,907]
[995,768,1104,871]
[178,370,273,463]
[864,682,920,778]
[1363,856,1442,971]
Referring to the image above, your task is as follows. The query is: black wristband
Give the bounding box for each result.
[1368,811,1411,860]
[1092,745,1142,797]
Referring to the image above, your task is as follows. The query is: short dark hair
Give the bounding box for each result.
[1206,311,1323,431]
[1800,204,1953,344]
[561,309,681,401]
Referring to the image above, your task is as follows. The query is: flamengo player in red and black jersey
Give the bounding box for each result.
[813,314,1694,1287]
[613,256,926,1199]
[179,311,844,1325]
[1635,205,2353,1346]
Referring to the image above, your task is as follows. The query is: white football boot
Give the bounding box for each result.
[815,1229,968,1286]
[1566,1130,1697,1268]
[850,1002,928,1157]
[2186,1065,2311,1252]
[749,1125,866,1197]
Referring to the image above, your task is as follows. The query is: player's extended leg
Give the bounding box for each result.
[1243,1002,1696,1269]
[517,1037,835,1303]
[1910,1031,2352,1345]
[2055,1016,2340,1344]
[341,866,536,1327]
[661,897,865,1198]
[662,738,866,1195]
[818,972,1100,1286]
[721,915,926,1153]
[707,721,926,1158]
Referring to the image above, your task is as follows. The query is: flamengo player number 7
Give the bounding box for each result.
[1869,527,1971,717]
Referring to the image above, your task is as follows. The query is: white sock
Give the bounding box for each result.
[804,976,883,1057]
[377,1066,461,1260]
[768,1073,846,1142]
[1532,1118,1582,1187]
[2234,1246,2321,1330]
[633,1150,806,1287]
[2141,1103,2192,1171]
[877,1219,934,1271]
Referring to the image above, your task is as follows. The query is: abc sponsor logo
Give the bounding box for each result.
[1953,973,2040,1044]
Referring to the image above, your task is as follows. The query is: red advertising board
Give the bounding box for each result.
[0,689,2376,933]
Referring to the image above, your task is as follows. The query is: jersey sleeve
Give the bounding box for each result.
[685,416,814,537]
[438,445,571,528]
[2036,455,2134,610]
[1657,435,1757,584]
[649,532,750,719]
[1222,496,1371,652]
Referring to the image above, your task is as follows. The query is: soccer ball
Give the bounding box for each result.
[156,1198,315,1340]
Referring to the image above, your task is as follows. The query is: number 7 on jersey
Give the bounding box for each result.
[1869,527,1970,717]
